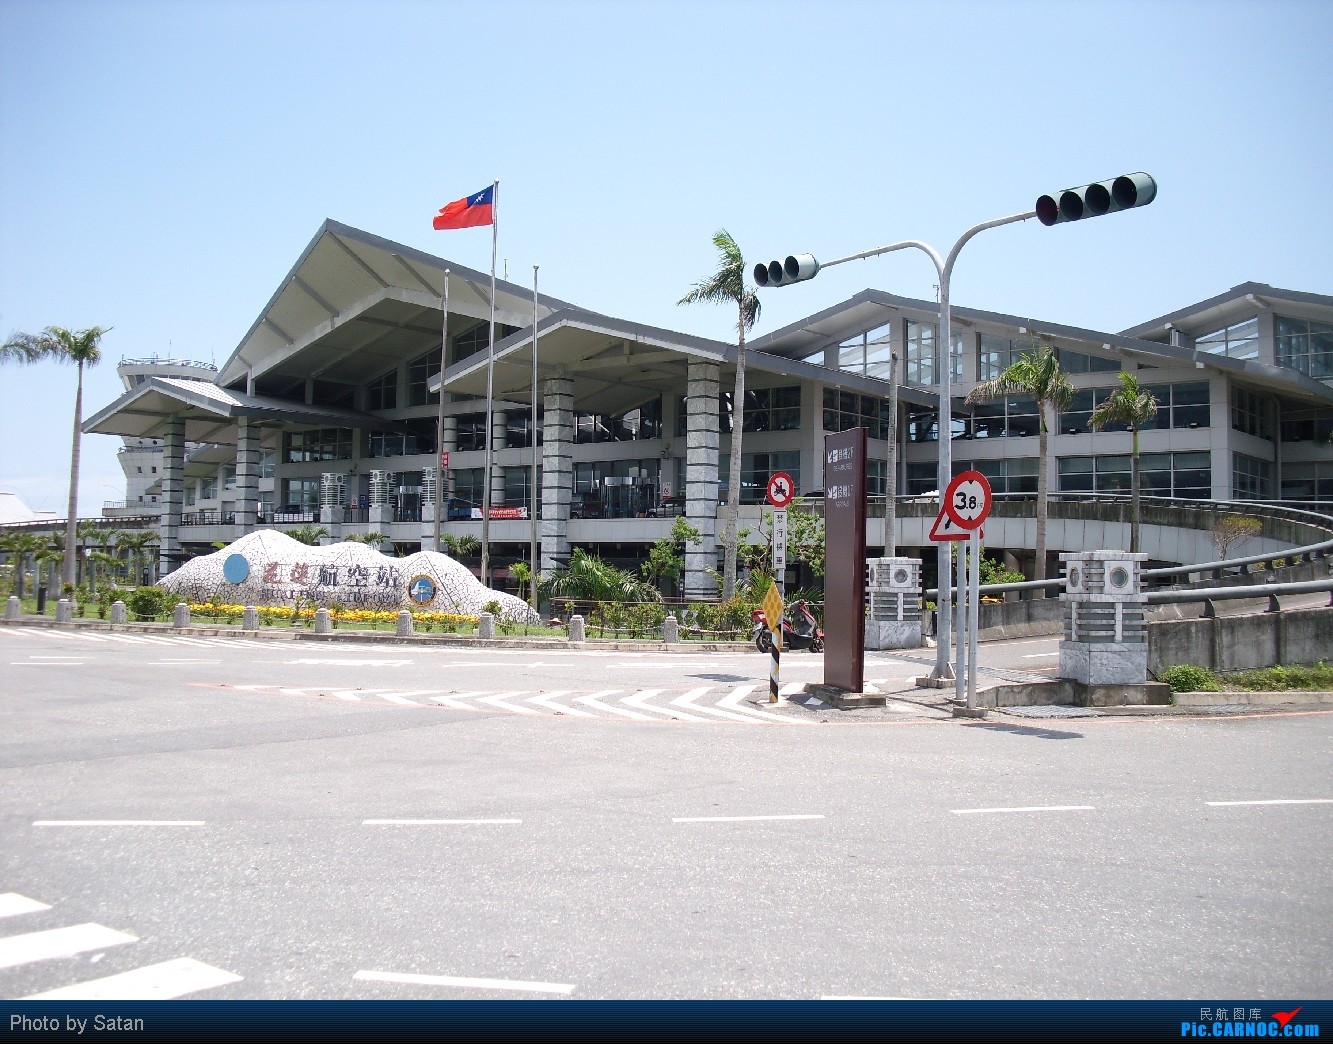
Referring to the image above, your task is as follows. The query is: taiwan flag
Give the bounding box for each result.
[432,185,494,230]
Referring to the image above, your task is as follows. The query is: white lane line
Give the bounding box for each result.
[524,690,595,717]
[354,970,574,995]
[0,893,51,918]
[0,923,138,970]
[362,819,522,826]
[475,691,539,715]
[33,820,205,827]
[288,658,412,666]
[429,691,486,710]
[23,956,243,1000]
[822,995,914,1000]
[572,689,653,721]
[69,632,114,642]
[147,659,221,664]
[95,634,151,644]
[674,814,826,823]
[11,661,85,666]
[1021,652,1060,658]
[718,685,812,725]
[623,688,708,721]
[670,687,762,724]
[951,805,1095,815]
[1206,798,1333,807]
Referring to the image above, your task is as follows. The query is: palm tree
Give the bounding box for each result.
[114,529,159,586]
[282,524,330,546]
[679,230,761,601]
[1089,371,1160,554]
[965,345,1073,583]
[2,325,111,587]
[0,531,48,600]
[538,547,662,604]
[76,519,104,590]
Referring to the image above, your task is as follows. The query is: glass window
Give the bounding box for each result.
[905,320,935,385]
[1059,348,1120,373]
[407,350,442,407]
[905,461,936,496]
[1197,317,1259,360]
[260,450,276,478]
[456,413,488,452]
[967,395,1038,438]
[284,428,353,463]
[1059,451,1210,498]
[1276,315,1333,378]
[1231,387,1271,440]
[449,468,486,504]
[280,477,321,511]
[1232,452,1272,500]
[366,370,397,411]
[960,456,1037,494]
[822,388,889,439]
[737,450,800,505]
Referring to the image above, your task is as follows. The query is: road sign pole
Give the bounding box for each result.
[955,540,966,705]
[968,526,982,711]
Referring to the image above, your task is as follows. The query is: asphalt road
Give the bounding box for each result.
[1,626,1330,1001]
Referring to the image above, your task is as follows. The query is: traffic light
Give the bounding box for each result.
[753,253,820,288]
[1035,172,1157,227]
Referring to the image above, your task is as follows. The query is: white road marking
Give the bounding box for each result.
[718,684,812,725]
[951,805,1095,815]
[429,691,486,710]
[673,814,825,823]
[23,956,243,1000]
[377,693,422,706]
[524,690,594,717]
[354,970,574,995]
[670,687,763,724]
[1206,798,1333,807]
[288,658,411,666]
[779,682,806,696]
[573,689,652,720]
[623,688,706,721]
[33,820,205,827]
[803,697,825,707]
[0,893,51,918]
[822,995,914,1000]
[325,689,362,701]
[0,923,138,970]
[11,661,85,666]
[146,659,221,664]
[475,691,539,715]
[1022,653,1060,659]
[362,819,522,826]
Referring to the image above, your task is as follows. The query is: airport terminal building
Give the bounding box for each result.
[85,220,1333,597]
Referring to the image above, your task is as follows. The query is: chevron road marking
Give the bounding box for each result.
[669,687,768,724]
[0,923,138,970]
[717,685,814,725]
[429,691,487,710]
[354,969,574,995]
[376,692,423,705]
[475,691,539,715]
[622,688,709,722]
[0,893,51,918]
[571,689,652,720]
[525,690,595,717]
[24,956,243,1000]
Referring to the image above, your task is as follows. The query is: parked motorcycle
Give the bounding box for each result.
[751,600,825,653]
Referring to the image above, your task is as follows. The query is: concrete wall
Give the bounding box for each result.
[1147,606,1333,674]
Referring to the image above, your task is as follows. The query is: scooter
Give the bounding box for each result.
[751,600,825,653]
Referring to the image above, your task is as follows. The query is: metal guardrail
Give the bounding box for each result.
[1145,577,1333,609]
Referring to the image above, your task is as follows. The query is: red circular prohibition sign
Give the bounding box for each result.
[943,470,993,531]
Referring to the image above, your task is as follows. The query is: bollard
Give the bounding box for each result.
[110,600,127,624]
[314,607,332,634]
[55,598,72,623]
[478,612,495,640]
[662,614,679,643]
[5,595,19,621]
[396,610,413,636]
[242,606,259,630]
[173,602,190,628]
[568,614,586,643]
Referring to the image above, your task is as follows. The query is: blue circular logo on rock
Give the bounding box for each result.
[223,554,250,584]
[408,574,437,605]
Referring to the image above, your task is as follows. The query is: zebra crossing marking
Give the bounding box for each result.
[0,893,50,918]
[23,956,243,1000]
[0,923,137,970]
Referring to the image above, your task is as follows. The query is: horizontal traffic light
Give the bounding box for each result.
[753,253,820,288]
[1036,172,1157,227]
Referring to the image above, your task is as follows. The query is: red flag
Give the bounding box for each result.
[432,185,494,230]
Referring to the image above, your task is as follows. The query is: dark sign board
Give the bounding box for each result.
[823,427,866,692]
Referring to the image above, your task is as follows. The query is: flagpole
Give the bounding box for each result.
[480,179,499,589]
[433,269,450,553]
[530,263,539,609]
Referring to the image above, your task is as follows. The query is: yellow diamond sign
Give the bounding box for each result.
[762,580,784,632]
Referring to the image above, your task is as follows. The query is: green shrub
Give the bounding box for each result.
[125,586,174,621]
[1225,661,1333,692]
[1157,664,1222,693]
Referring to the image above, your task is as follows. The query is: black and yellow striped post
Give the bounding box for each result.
[763,580,784,703]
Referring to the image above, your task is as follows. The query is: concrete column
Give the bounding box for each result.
[5,595,19,620]
[490,411,507,506]
[235,417,260,531]
[160,415,185,579]
[55,598,72,623]
[541,377,573,574]
[110,600,127,624]
[478,612,495,639]
[684,360,720,601]
[242,606,259,630]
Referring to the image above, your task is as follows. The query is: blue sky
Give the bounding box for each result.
[2,0,1330,514]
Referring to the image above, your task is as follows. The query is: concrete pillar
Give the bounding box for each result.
[568,614,586,642]
[541,377,573,574]
[160,415,185,578]
[662,614,679,643]
[235,418,260,531]
[55,598,72,623]
[1059,551,1151,695]
[684,360,720,600]
[172,602,190,628]
[243,606,259,630]
[478,612,495,639]
[314,607,331,633]
[490,411,507,506]
[5,596,18,621]
[110,600,127,624]
[396,610,413,636]
[865,558,922,650]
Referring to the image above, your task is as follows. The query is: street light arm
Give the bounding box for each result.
[821,240,945,278]
[942,211,1036,281]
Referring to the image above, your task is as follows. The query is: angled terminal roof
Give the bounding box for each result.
[1119,281,1333,340]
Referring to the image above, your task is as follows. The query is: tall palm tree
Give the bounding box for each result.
[1089,371,1160,554]
[114,529,158,587]
[0,531,48,600]
[965,344,1073,583]
[679,230,761,601]
[2,325,111,587]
